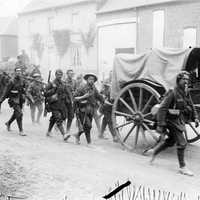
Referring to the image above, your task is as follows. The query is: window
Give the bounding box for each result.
[153,10,164,48]
[70,45,81,66]
[48,17,54,34]
[183,28,196,48]
[71,12,79,29]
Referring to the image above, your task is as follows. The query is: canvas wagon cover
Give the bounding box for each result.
[111,48,192,98]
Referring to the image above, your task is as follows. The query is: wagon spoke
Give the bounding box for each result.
[134,125,140,147]
[138,88,143,111]
[119,97,135,115]
[128,89,138,111]
[114,111,133,118]
[123,124,136,143]
[116,120,135,129]
[141,95,154,114]
[188,122,200,136]
[143,112,152,118]
[142,123,159,141]
[143,119,155,125]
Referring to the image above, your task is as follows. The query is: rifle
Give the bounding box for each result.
[22,75,47,85]
[43,70,51,117]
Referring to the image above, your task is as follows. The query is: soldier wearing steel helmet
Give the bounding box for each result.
[0,67,27,136]
[146,71,199,176]
[67,73,104,145]
[27,73,45,124]
[44,69,73,141]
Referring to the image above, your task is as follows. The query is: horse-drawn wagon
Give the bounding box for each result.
[111,48,200,150]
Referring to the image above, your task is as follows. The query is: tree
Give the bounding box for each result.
[53,29,71,58]
[32,33,44,61]
[80,24,96,53]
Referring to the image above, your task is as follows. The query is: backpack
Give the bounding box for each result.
[151,89,179,117]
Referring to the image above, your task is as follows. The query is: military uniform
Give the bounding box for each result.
[45,75,72,138]
[74,81,104,144]
[27,76,44,123]
[64,76,76,132]
[151,71,199,176]
[99,82,118,142]
[0,73,27,135]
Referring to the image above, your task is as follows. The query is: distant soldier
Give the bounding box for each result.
[20,49,30,66]
[15,55,27,75]
[0,67,27,136]
[44,69,72,141]
[99,80,118,142]
[64,69,76,134]
[72,73,104,145]
[27,73,44,124]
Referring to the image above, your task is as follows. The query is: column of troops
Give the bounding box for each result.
[0,63,119,145]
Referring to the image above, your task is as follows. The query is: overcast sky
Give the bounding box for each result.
[0,0,32,17]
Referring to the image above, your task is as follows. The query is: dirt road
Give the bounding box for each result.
[0,104,200,200]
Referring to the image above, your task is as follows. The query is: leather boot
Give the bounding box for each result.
[46,120,55,137]
[57,124,66,137]
[150,140,168,164]
[6,114,16,131]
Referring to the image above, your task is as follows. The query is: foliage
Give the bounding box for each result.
[80,24,96,53]
[53,29,71,58]
[32,33,44,60]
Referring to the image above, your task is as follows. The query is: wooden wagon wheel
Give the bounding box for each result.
[112,82,161,150]
[185,121,200,143]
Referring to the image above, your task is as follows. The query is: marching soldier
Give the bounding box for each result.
[99,80,118,142]
[0,67,27,136]
[44,69,72,141]
[15,55,27,75]
[64,69,76,134]
[147,71,199,176]
[72,73,104,145]
[27,73,44,124]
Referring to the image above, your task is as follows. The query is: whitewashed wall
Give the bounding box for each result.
[18,2,97,80]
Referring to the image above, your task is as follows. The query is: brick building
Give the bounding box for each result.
[97,0,200,78]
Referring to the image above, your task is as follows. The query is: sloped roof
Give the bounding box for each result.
[0,17,17,36]
[20,0,94,14]
[97,0,194,14]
